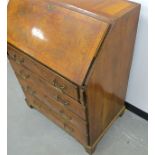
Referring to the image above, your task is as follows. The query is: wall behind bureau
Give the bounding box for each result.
[126,0,148,112]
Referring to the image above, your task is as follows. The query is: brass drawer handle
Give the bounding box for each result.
[15,58,24,64]
[47,4,55,10]
[54,95,69,106]
[64,123,74,133]
[59,110,72,121]
[52,79,66,93]
[19,70,30,80]
[9,53,25,64]
[24,86,36,96]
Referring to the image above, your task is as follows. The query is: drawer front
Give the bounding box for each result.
[22,83,87,135]
[9,58,86,121]
[25,93,88,145]
[18,76,87,134]
[7,44,79,100]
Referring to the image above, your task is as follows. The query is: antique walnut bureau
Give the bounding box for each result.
[7,0,140,154]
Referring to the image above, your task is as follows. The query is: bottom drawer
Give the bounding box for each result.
[25,93,88,145]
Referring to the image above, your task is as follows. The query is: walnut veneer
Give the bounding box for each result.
[7,0,140,154]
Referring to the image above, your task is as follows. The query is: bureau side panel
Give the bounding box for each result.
[86,6,140,146]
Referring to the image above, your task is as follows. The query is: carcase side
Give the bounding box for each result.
[85,4,141,147]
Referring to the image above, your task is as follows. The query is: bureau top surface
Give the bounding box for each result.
[8,0,109,85]
[50,0,138,21]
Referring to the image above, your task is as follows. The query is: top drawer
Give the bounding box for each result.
[7,44,79,100]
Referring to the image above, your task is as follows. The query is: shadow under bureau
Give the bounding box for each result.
[7,0,140,154]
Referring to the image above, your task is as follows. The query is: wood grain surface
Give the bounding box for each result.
[7,0,140,154]
[8,0,109,85]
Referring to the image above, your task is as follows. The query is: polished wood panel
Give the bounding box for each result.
[50,0,136,21]
[8,0,109,85]
[8,44,79,100]
[86,5,140,146]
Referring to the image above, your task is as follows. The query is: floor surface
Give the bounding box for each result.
[8,62,148,155]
